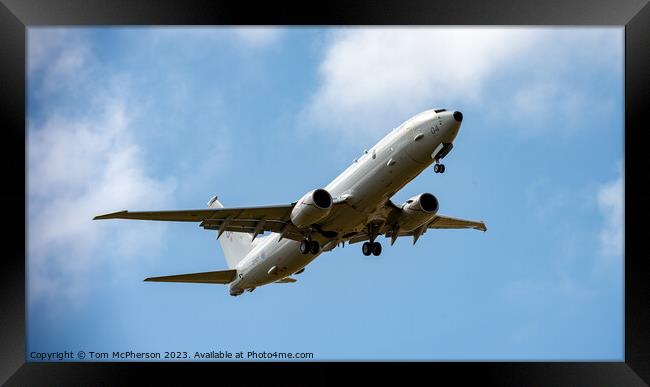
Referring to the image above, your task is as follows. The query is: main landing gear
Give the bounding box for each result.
[299,240,320,255]
[362,241,382,256]
[433,163,446,173]
[362,222,383,256]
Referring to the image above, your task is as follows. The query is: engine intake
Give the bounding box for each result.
[397,193,439,231]
[290,189,333,228]
[416,192,438,212]
[311,188,333,209]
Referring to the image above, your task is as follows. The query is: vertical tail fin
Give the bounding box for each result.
[208,196,253,269]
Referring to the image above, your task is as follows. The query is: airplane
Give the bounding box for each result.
[94,108,486,296]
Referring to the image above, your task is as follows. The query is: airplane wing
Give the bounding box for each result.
[347,200,486,246]
[94,204,307,241]
[425,214,487,232]
[94,204,292,222]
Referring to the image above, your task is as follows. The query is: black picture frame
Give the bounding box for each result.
[2,0,648,385]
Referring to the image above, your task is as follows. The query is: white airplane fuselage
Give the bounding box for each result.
[229,109,462,295]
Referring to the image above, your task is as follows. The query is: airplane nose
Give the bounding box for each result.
[453,111,463,122]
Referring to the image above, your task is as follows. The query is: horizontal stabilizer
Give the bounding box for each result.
[93,210,130,220]
[144,269,237,284]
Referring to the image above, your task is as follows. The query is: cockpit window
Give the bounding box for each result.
[434,109,447,113]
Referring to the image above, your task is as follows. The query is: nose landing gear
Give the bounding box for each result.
[432,142,452,174]
[362,241,382,256]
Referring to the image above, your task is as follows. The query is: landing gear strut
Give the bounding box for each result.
[433,163,445,173]
[300,240,320,255]
[362,241,382,256]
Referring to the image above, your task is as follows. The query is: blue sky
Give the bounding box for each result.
[27,27,623,361]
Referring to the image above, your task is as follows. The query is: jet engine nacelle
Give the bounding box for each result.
[397,193,439,232]
[290,188,333,229]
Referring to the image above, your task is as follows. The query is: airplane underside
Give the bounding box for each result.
[94,108,486,297]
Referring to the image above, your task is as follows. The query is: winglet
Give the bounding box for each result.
[475,222,487,232]
[93,210,128,220]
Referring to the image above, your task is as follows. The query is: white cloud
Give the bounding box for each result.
[303,27,622,140]
[145,26,284,49]
[27,30,176,305]
[510,82,590,135]
[303,28,540,137]
[597,165,623,258]
[28,100,176,304]
[505,29,621,137]
[28,28,92,95]
[230,27,284,47]
[28,28,68,73]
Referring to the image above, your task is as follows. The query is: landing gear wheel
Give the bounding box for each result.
[362,242,372,256]
[371,241,382,256]
[439,164,445,173]
[434,164,440,173]
[309,240,320,254]
[299,240,310,255]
